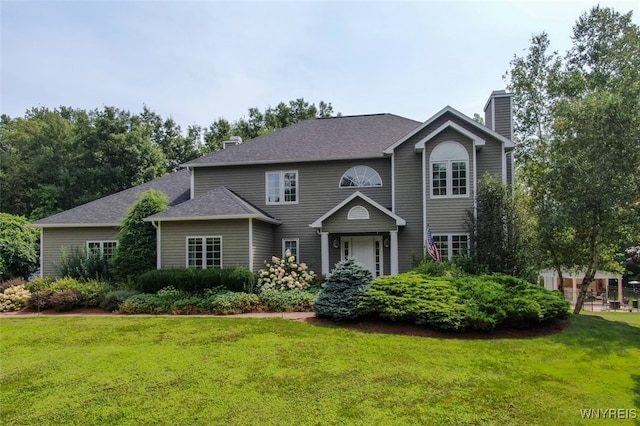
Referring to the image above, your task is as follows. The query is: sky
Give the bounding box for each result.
[1,0,638,129]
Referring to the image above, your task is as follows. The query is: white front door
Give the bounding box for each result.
[341,236,383,277]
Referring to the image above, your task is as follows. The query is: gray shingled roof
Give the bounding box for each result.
[183,114,421,167]
[31,170,191,227]
[145,186,280,224]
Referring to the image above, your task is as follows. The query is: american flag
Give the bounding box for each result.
[425,227,441,261]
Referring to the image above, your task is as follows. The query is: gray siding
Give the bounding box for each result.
[476,137,504,180]
[423,128,475,234]
[193,158,392,272]
[484,101,494,131]
[493,96,513,140]
[252,220,275,272]
[41,227,119,278]
[159,220,250,269]
[392,112,507,271]
[322,199,397,233]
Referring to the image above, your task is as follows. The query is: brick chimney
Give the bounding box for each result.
[483,90,513,140]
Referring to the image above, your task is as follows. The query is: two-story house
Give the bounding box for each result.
[32,90,514,279]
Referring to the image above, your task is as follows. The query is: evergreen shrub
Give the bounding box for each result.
[313,258,373,321]
[359,273,467,330]
[136,266,254,294]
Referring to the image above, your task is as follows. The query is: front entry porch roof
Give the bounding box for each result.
[309,191,406,230]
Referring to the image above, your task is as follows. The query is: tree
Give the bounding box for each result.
[201,98,337,153]
[141,106,201,172]
[112,190,168,282]
[505,6,640,313]
[468,175,535,280]
[0,213,39,280]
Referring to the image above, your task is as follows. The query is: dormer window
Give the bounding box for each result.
[430,142,469,198]
[340,165,382,187]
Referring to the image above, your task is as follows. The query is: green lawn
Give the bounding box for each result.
[1,315,639,425]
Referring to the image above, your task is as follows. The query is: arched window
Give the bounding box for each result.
[340,165,382,187]
[429,141,469,197]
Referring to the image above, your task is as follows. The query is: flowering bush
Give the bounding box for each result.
[0,284,31,312]
[257,250,316,291]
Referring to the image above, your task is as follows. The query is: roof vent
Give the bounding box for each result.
[223,135,243,149]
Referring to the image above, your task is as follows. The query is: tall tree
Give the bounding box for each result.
[506,6,640,313]
[112,189,168,282]
[202,98,337,153]
[0,213,39,280]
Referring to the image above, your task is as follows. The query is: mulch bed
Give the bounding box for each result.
[4,307,569,339]
[301,316,569,339]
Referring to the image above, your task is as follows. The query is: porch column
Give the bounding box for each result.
[390,230,399,275]
[572,278,577,305]
[618,278,623,302]
[320,232,329,275]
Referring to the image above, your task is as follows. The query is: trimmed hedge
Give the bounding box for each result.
[136,266,255,294]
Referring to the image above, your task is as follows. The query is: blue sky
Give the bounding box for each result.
[1,0,637,128]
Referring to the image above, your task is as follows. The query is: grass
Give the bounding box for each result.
[1,315,639,425]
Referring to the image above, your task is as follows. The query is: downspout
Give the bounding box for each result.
[248,218,254,272]
[151,220,161,269]
[39,228,44,278]
[422,148,427,259]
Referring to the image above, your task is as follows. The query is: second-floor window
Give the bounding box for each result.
[430,141,469,198]
[340,165,382,187]
[266,171,298,205]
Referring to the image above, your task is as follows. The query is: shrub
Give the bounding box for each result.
[100,289,141,312]
[412,259,465,278]
[136,266,255,294]
[48,277,112,307]
[119,293,172,315]
[360,273,467,330]
[220,266,256,293]
[0,284,31,312]
[58,246,113,281]
[49,290,82,311]
[201,292,261,314]
[257,250,316,291]
[313,258,373,321]
[1,278,27,293]
[259,289,317,312]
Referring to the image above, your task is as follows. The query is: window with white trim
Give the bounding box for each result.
[187,236,222,269]
[340,165,382,187]
[432,234,469,260]
[266,171,298,204]
[282,239,299,260]
[86,241,118,259]
[430,142,469,198]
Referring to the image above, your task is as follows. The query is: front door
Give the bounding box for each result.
[341,236,383,277]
